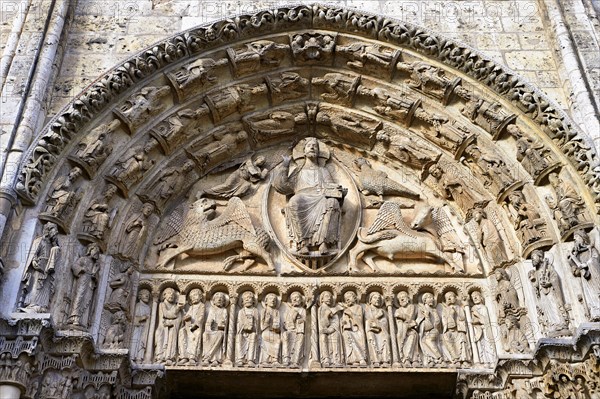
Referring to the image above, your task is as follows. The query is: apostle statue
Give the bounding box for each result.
[154,288,183,365]
[260,293,282,367]
[282,291,308,368]
[273,137,346,256]
[131,288,152,363]
[364,292,391,367]
[341,291,367,367]
[178,288,205,365]
[235,291,259,367]
[201,292,229,366]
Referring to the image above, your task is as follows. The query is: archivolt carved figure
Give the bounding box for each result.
[378,127,441,170]
[349,202,466,273]
[151,107,209,153]
[311,73,360,105]
[155,288,183,365]
[205,83,267,122]
[508,124,560,184]
[67,243,101,328]
[336,42,399,74]
[131,288,152,363]
[42,167,83,225]
[568,229,600,321]
[423,118,474,157]
[440,291,471,365]
[227,40,289,77]
[81,184,118,241]
[395,291,419,366]
[546,172,588,237]
[202,292,229,366]
[178,288,205,365]
[465,205,514,268]
[115,85,171,132]
[106,138,157,195]
[425,161,487,214]
[469,290,496,365]
[154,197,273,271]
[273,137,346,256]
[104,263,133,313]
[201,156,268,200]
[235,291,259,367]
[71,119,120,176]
[260,293,282,367]
[365,292,391,367]
[186,127,248,172]
[318,290,344,367]
[18,222,60,313]
[529,250,570,336]
[505,190,549,250]
[244,110,308,145]
[117,202,154,262]
[265,72,309,104]
[464,143,518,198]
[396,61,461,104]
[341,290,368,367]
[459,93,516,139]
[167,57,228,100]
[416,292,443,366]
[282,291,308,368]
[141,160,195,210]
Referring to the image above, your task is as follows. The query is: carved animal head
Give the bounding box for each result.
[411,204,435,230]
[190,197,217,217]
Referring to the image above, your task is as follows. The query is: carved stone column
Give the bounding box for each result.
[224,293,237,367]
[143,292,160,364]
[0,385,20,399]
[386,294,401,367]
[309,301,320,368]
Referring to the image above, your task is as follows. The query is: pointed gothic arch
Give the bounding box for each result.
[1,4,599,399]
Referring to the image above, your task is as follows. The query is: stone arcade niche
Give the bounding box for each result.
[1,4,600,399]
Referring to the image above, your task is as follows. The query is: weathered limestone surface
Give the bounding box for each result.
[0,2,599,399]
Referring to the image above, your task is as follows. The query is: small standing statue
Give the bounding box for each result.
[417,292,443,367]
[394,291,419,366]
[201,292,229,366]
[178,288,205,365]
[470,291,496,365]
[18,223,60,313]
[466,205,513,267]
[318,290,344,367]
[131,289,152,363]
[154,288,183,365]
[440,291,471,366]
[260,293,282,367]
[67,243,101,327]
[282,291,308,368]
[568,229,600,321]
[117,203,154,261]
[364,292,391,367]
[235,291,259,367]
[529,250,570,336]
[341,291,368,367]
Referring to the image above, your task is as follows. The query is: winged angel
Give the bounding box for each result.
[153,197,274,271]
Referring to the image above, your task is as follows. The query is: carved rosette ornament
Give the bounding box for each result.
[2,4,600,398]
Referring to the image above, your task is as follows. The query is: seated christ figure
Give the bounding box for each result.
[273,137,346,256]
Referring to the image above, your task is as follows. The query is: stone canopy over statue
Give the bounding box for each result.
[273,137,347,257]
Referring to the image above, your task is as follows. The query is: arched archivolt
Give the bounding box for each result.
[3,6,600,394]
